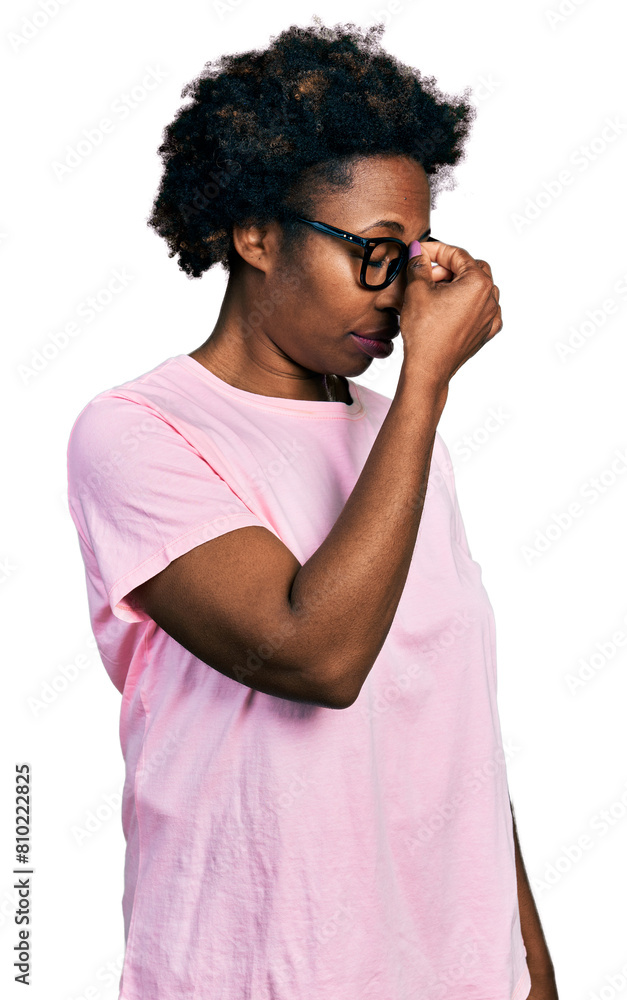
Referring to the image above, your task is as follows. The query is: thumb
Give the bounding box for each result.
[406,239,436,285]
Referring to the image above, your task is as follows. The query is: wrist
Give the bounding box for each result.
[398,360,449,407]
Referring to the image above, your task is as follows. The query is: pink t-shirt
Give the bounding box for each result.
[66,353,531,1000]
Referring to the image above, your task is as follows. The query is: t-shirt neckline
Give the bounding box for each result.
[174,354,365,418]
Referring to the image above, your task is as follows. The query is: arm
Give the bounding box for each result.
[131,369,447,709]
[131,242,499,709]
[510,799,559,998]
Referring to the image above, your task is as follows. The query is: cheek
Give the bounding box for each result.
[310,276,363,330]
[315,254,364,306]
[277,249,363,328]
[267,269,318,323]
[307,243,360,289]
[293,257,342,306]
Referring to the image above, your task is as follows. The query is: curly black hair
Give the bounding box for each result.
[146,16,476,280]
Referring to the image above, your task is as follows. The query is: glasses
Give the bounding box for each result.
[294,215,436,290]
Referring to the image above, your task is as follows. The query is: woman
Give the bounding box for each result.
[66,19,557,1000]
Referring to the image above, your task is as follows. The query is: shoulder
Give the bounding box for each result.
[67,357,181,455]
[67,391,162,463]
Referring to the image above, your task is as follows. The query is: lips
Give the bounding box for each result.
[349,333,395,359]
[351,327,400,341]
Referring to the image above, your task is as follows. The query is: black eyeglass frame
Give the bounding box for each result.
[294,215,435,290]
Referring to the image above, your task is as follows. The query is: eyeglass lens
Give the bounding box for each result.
[363,242,403,287]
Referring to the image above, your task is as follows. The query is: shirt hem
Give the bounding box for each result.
[108,511,276,622]
[511,961,533,1000]
[118,963,534,1000]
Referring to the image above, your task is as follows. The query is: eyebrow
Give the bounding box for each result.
[357,219,431,240]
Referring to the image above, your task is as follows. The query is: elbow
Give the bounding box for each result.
[304,659,361,711]
[329,690,359,710]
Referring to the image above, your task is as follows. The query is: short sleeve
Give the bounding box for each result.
[66,394,271,623]
[434,432,473,559]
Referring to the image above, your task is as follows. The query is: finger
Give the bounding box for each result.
[431,263,454,282]
[414,239,477,279]
[406,240,436,283]
[487,306,503,339]
[474,259,493,280]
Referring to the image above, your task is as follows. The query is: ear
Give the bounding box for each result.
[232,220,281,273]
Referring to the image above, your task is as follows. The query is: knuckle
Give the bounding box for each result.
[470,269,493,295]
[474,261,494,285]
[450,245,471,265]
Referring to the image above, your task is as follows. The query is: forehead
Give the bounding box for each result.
[313,155,431,225]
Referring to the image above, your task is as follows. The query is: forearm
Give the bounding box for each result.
[289,364,448,708]
[510,800,556,981]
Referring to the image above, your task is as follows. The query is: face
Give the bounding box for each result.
[220,154,433,389]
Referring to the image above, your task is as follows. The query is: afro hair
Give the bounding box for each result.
[146,16,476,279]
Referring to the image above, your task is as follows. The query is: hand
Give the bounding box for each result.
[425,238,454,284]
[399,238,502,390]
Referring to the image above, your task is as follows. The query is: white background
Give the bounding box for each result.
[3,0,626,998]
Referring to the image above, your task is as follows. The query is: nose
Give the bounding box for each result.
[381,262,410,304]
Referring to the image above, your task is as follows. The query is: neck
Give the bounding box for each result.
[188,280,351,404]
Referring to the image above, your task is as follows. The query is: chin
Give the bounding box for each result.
[353,354,375,373]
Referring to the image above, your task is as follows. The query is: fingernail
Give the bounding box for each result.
[408,240,422,259]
